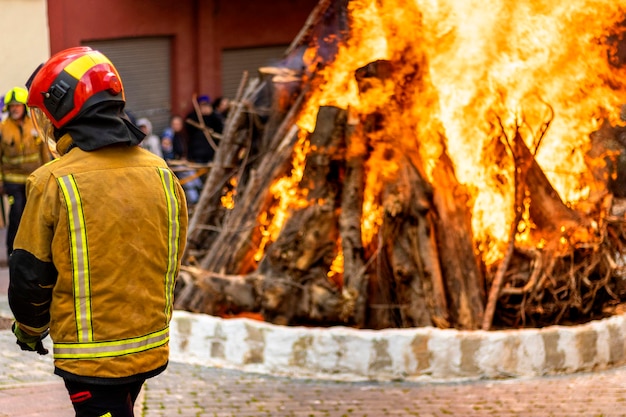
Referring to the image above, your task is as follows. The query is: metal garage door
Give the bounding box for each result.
[84,37,171,136]
[221,45,288,100]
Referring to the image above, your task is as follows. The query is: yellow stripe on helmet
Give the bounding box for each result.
[63,52,113,81]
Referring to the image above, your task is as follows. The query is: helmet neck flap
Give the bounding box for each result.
[55,100,144,153]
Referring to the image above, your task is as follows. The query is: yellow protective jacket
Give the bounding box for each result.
[0,114,50,185]
[8,133,188,383]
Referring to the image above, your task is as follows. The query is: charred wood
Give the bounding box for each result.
[380,157,449,328]
[431,151,485,330]
[258,106,347,324]
[195,87,308,273]
[338,119,368,326]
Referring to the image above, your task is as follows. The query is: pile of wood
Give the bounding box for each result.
[174,0,626,330]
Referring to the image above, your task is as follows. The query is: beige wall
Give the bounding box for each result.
[0,0,49,99]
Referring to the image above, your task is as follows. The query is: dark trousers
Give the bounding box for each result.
[4,182,26,258]
[64,379,145,417]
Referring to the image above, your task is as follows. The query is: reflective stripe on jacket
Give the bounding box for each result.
[9,142,188,381]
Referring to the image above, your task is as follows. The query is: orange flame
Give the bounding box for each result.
[260,0,626,272]
[220,177,238,210]
[327,244,344,287]
[320,0,624,264]
[254,130,311,262]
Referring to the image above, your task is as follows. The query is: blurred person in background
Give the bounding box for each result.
[137,117,163,158]
[211,96,231,124]
[185,94,223,164]
[0,95,6,120]
[0,87,51,257]
[160,114,186,160]
[162,113,202,206]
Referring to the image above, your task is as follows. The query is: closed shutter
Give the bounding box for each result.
[221,45,288,100]
[83,37,171,136]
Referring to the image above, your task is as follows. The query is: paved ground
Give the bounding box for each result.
[2,333,626,417]
[2,227,626,416]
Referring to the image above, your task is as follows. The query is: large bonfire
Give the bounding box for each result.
[175,0,626,331]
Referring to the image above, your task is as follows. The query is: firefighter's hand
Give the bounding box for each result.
[12,322,49,355]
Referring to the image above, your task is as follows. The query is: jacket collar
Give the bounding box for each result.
[55,134,75,156]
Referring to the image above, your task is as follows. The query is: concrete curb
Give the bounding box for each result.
[4,292,626,383]
[169,310,626,382]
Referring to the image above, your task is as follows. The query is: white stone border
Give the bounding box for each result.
[3,293,624,382]
[169,310,626,382]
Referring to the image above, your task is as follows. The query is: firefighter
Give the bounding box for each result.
[8,47,188,417]
[0,86,51,257]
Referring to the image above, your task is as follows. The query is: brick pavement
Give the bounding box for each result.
[2,340,626,417]
[139,362,626,417]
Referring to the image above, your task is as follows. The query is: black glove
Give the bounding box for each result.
[12,322,49,355]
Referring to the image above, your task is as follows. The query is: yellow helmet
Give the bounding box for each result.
[3,87,28,112]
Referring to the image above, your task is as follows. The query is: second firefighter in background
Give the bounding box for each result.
[0,87,51,257]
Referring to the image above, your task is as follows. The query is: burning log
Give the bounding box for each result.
[347,60,454,329]
[431,151,485,329]
[374,155,451,329]
[338,119,368,326]
[257,105,347,324]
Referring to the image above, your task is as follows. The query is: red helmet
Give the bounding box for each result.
[26,46,124,130]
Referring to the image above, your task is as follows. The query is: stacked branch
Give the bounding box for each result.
[492,122,626,328]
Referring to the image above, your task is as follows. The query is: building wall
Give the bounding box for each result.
[46,0,318,116]
[0,0,50,100]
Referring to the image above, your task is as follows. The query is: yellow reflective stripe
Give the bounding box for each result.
[53,328,169,359]
[2,173,29,183]
[100,413,112,417]
[64,53,113,80]
[57,175,92,342]
[158,168,181,319]
[2,153,41,165]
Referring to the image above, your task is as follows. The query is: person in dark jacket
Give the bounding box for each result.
[9,46,188,417]
[211,96,231,124]
[185,94,223,163]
